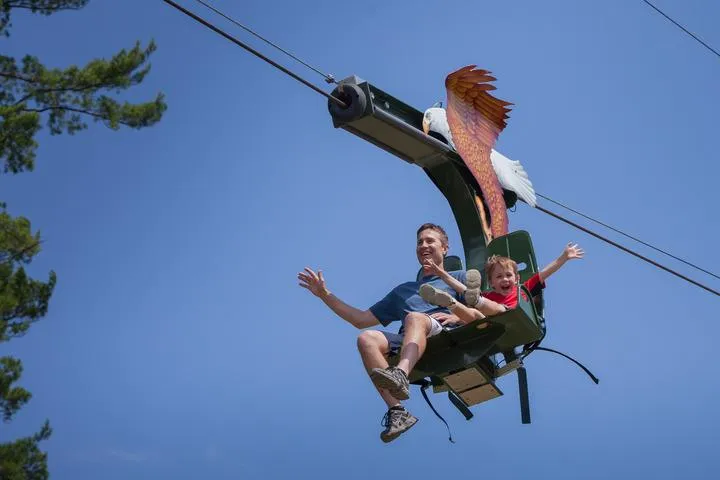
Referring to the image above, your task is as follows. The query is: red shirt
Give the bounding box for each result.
[483,273,545,309]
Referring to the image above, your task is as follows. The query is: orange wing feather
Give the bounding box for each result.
[445,65,513,239]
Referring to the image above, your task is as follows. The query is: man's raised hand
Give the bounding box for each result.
[298,267,331,298]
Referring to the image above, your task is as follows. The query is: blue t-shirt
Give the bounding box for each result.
[369,270,467,327]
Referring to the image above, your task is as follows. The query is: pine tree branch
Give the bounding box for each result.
[5,1,86,11]
[22,105,134,126]
[0,71,34,83]
[0,239,40,264]
[6,4,81,10]
[12,81,116,106]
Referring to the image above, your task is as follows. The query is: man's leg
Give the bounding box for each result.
[396,312,432,375]
[368,312,433,400]
[356,330,418,443]
[356,330,402,408]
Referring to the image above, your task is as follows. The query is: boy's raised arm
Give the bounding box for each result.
[539,243,584,282]
[422,258,467,295]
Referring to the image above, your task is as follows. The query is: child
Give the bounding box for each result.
[418,258,505,326]
[467,242,584,310]
[422,242,584,316]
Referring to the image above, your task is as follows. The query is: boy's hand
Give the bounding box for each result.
[298,267,331,298]
[422,258,445,276]
[563,243,584,261]
[540,243,585,283]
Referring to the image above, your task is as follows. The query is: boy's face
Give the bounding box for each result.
[489,265,518,295]
[416,228,448,269]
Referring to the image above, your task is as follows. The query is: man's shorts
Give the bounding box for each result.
[382,314,444,357]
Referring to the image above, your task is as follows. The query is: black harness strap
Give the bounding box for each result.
[530,346,599,384]
[419,380,455,443]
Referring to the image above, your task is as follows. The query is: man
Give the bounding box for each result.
[298,223,506,442]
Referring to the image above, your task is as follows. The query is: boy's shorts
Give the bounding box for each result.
[382,314,444,357]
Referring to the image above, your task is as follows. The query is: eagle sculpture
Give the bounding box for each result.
[421,66,536,243]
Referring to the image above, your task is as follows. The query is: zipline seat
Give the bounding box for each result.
[399,231,545,418]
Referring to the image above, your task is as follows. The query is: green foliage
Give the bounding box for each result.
[0,39,167,173]
[0,1,89,37]
[0,205,54,461]
[0,105,41,174]
[0,188,55,480]
[0,206,56,342]
[0,356,31,422]
[0,1,168,476]
[0,421,52,480]
[0,203,54,477]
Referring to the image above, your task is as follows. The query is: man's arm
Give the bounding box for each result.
[298,267,380,329]
[539,243,584,282]
[319,291,381,329]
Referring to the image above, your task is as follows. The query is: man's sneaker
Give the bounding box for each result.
[419,284,456,308]
[380,407,418,443]
[370,366,410,400]
[464,269,483,307]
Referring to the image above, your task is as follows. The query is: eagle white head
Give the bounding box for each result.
[421,101,537,207]
[422,102,457,150]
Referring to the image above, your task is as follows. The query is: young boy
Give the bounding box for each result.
[469,242,584,310]
[418,257,506,325]
[422,242,584,316]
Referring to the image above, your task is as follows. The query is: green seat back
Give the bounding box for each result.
[485,230,538,283]
[484,230,543,316]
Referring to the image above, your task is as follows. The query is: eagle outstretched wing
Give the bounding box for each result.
[445,65,513,239]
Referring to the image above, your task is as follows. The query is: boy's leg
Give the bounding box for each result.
[449,302,486,323]
[473,296,508,316]
[463,269,507,316]
[419,284,485,324]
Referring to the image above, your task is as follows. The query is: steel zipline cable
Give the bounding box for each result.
[536,205,719,297]
[162,0,720,297]
[537,194,720,281]
[193,0,337,84]
[161,0,346,108]
[641,0,720,60]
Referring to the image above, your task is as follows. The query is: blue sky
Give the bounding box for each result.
[1,0,719,478]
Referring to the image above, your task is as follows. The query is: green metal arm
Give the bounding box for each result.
[327,76,518,270]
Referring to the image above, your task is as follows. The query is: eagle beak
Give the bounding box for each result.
[422,117,430,135]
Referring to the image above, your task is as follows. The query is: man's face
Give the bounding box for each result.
[416,228,448,270]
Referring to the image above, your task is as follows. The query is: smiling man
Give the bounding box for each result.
[298,223,470,442]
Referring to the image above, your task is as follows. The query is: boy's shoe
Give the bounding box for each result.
[370,366,410,400]
[419,284,456,308]
[466,269,483,289]
[464,269,483,307]
[380,407,418,443]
